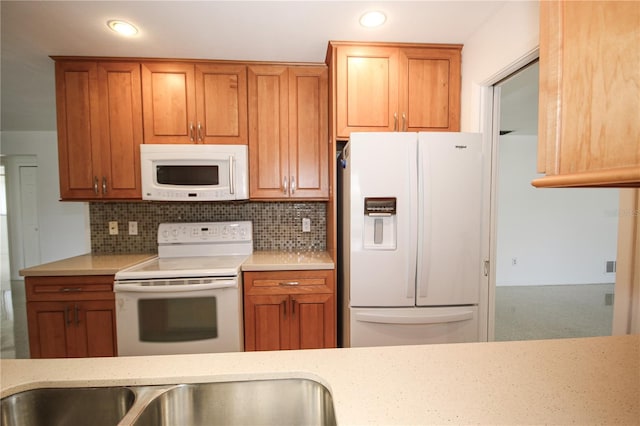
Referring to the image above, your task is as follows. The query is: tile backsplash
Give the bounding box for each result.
[90,201,327,254]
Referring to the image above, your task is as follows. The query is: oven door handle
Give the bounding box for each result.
[114,280,237,293]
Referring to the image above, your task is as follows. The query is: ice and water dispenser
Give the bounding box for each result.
[363,197,397,250]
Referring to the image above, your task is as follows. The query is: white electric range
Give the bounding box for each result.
[114,221,252,356]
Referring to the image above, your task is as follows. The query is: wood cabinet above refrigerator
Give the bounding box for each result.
[533,1,640,188]
[325,41,462,141]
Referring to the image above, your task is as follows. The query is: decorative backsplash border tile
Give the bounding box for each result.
[90,201,327,254]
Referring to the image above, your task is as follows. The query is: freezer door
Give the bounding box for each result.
[416,132,483,306]
[346,132,419,307]
[349,306,479,347]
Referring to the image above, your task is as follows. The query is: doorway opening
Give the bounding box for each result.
[490,62,619,341]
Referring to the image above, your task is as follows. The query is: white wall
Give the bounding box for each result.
[460,1,539,132]
[0,131,90,270]
[496,135,619,286]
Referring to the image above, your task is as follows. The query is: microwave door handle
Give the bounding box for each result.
[229,155,235,195]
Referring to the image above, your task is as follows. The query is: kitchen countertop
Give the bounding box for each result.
[18,253,156,277]
[18,251,334,277]
[1,335,638,424]
[242,250,334,271]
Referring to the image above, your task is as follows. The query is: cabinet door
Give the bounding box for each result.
[55,61,102,199]
[97,62,143,199]
[244,294,290,351]
[248,66,290,198]
[288,67,329,199]
[74,300,118,357]
[27,301,70,358]
[141,62,196,144]
[335,46,399,138]
[195,64,248,144]
[398,47,461,131]
[534,1,640,187]
[290,293,335,349]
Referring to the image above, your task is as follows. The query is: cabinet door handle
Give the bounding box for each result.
[102,176,107,195]
[393,112,398,131]
[290,176,296,194]
[65,306,72,325]
[197,122,203,142]
[189,122,195,142]
[74,304,80,325]
[402,112,407,132]
[279,281,300,286]
[93,177,99,195]
[291,298,296,315]
[282,300,287,318]
[283,176,288,194]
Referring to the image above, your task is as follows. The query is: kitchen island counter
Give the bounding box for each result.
[1,335,638,424]
[19,253,156,277]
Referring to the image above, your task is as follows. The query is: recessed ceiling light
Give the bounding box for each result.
[107,20,138,36]
[359,11,386,28]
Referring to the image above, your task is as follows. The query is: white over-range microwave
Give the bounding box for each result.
[141,144,249,201]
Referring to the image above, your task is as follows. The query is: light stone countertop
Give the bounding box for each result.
[1,335,638,424]
[241,250,334,271]
[18,251,334,277]
[18,253,157,277]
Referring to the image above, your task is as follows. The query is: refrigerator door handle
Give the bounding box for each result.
[407,140,419,300]
[354,310,474,325]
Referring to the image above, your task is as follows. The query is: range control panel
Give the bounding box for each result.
[158,221,253,244]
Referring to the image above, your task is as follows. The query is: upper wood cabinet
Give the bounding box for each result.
[326,41,462,140]
[533,1,640,188]
[248,65,329,199]
[141,62,248,144]
[55,60,142,200]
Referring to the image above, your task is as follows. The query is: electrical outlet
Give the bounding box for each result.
[302,218,311,233]
[511,257,517,266]
[128,221,138,235]
[108,221,119,235]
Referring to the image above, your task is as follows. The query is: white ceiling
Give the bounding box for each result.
[1,1,536,133]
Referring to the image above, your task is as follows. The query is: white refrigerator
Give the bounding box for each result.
[340,132,483,347]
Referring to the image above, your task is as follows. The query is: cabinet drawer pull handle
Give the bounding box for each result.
[279,281,300,286]
[93,177,99,195]
[61,287,82,292]
[102,176,107,194]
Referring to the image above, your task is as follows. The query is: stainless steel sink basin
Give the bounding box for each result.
[129,379,336,426]
[1,378,336,426]
[1,387,135,426]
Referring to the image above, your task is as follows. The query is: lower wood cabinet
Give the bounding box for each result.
[243,270,335,351]
[25,275,117,358]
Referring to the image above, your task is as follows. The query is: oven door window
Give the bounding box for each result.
[156,165,219,186]
[138,297,218,342]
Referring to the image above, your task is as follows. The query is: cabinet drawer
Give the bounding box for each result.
[244,270,334,295]
[26,276,115,302]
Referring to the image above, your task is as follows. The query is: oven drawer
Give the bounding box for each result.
[244,270,334,295]
[26,276,115,302]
